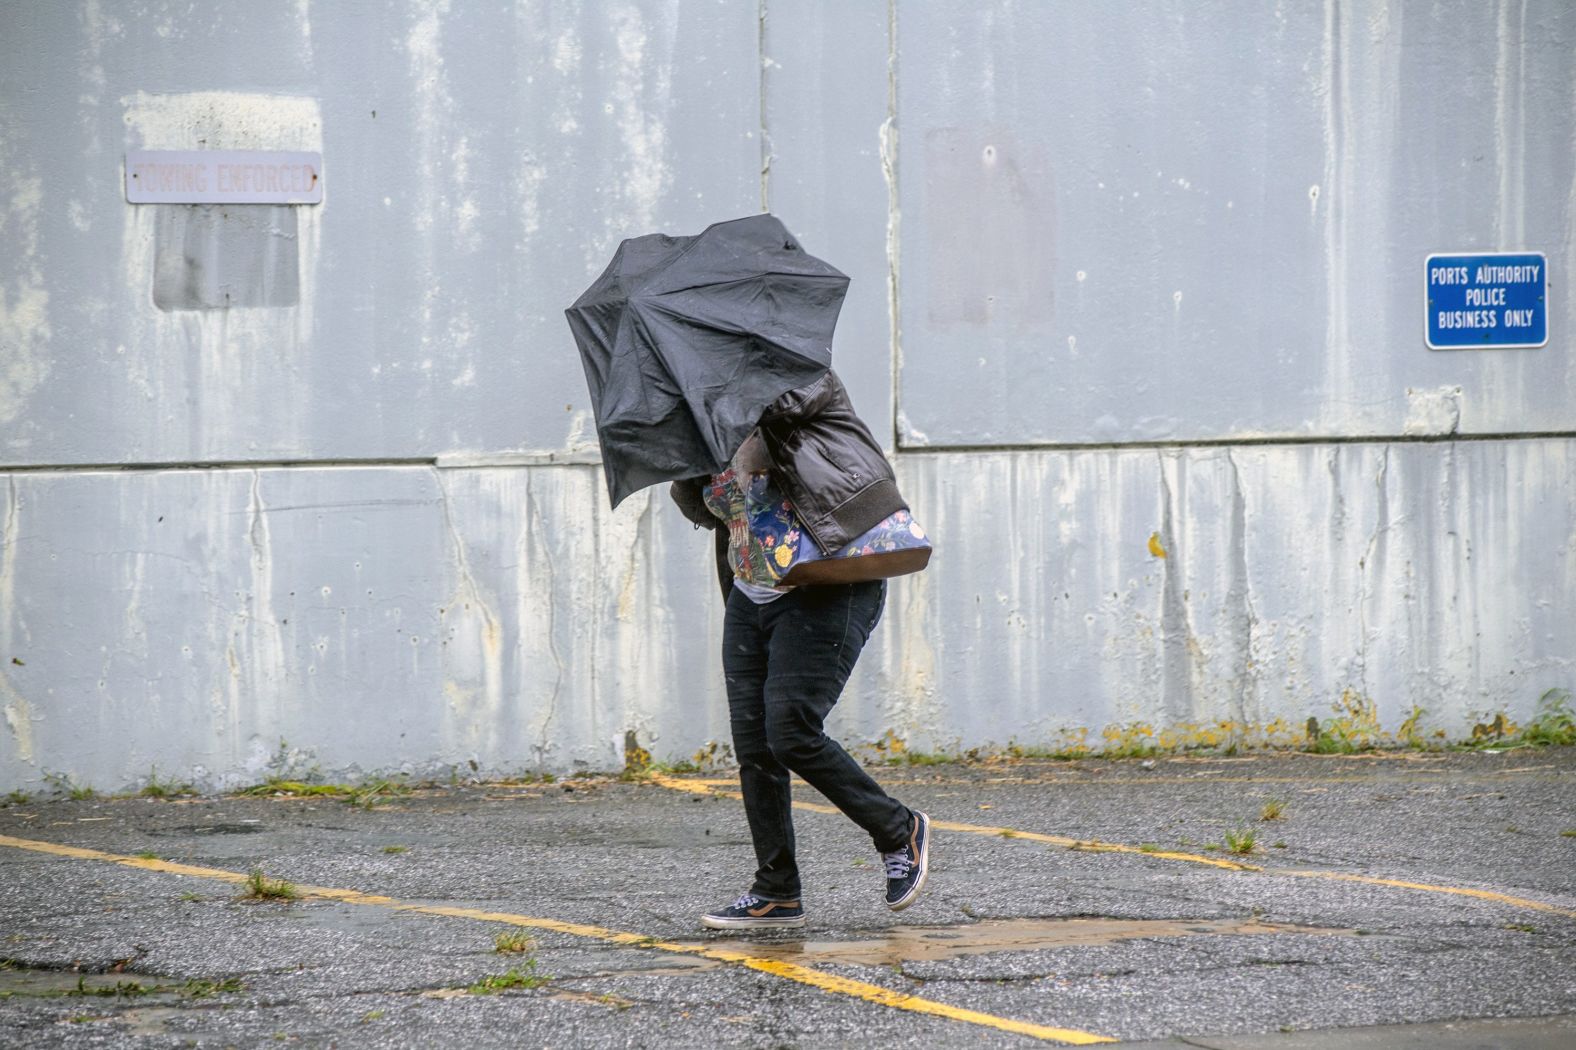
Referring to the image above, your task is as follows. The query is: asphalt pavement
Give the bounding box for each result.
[1,749,1573,1048]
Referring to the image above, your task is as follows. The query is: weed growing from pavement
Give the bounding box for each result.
[134,851,158,861]
[1504,923,1536,934]
[237,778,351,799]
[1273,841,1288,849]
[361,1009,385,1022]
[69,977,149,998]
[889,751,957,767]
[1100,740,1163,760]
[1562,830,1576,838]
[469,960,548,994]
[381,845,408,854]
[4,790,30,805]
[241,869,300,902]
[183,978,243,998]
[1517,690,1575,747]
[494,932,536,954]
[1138,843,1161,853]
[345,778,412,810]
[1224,828,1258,855]
[1259,799,1286,821]
[500,771,558,785]
[139,767,195,798]
[42,771,94,800]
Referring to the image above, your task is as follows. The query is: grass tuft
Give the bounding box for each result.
[1224,827,1258,855]
[469,960,548,994]
[183,978,243,998]
[70,977,148,999]
[139,766,195,799]
[494,932,535,954]
[1258,798,1286,821]
[1517,689,1575,747]
[345,778,412,810]
[241,869,300,902]
[236,778,349,798]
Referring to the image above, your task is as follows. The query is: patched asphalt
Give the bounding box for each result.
[1,749,1573,1048]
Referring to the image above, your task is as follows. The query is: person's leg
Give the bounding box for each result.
[759,581,913,854]
[720,587,801,902]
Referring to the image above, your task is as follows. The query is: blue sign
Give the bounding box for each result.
[1425,252,1547,349]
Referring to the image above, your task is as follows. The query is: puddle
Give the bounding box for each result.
[0,968,181,999]
[678,916,1352,968]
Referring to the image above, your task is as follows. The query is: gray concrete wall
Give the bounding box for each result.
[1,1,1572,792]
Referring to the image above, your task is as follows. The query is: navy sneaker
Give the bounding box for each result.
[882,811,931,911]
[701,893,806,930]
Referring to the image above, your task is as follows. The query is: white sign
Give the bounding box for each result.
[125,150,323,204]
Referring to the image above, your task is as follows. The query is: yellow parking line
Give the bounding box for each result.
[1280,870,1576,918]
[0,833,1114,1046]
[647,775,1576,919]
[647,774,1256,872]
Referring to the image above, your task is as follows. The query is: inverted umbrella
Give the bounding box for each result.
[565,214,847,507]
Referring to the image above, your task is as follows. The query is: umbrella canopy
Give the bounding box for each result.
[565,214,847,507]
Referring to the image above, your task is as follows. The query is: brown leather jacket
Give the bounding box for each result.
[670,370,909,596]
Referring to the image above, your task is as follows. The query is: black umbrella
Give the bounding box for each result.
[565,214,847,507]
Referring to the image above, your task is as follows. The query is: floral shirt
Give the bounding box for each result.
[702,464,806,598]
[701,455,929,602]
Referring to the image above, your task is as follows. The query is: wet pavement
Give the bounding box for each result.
[0,749,1573,1047]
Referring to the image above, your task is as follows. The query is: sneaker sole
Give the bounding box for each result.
[700,913,807,930]
[886,812,931,912]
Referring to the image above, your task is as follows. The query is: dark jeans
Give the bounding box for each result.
[722,580,914,902]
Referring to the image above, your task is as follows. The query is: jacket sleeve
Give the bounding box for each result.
[758,369,840,427]
[668,477,719,531]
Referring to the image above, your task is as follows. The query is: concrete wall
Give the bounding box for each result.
[1,1,1572,792]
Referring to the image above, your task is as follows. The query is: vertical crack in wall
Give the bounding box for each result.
[0,474,34,765]
[1225,449,1259,731]
[0,475,18,653]
[1354,446,1391,703]
[882,0,901,447]
[1156,452,1193,727]
[524,470,565,767]
[613,494,656,758]
[432,468,502,755]
[241,469,287,748]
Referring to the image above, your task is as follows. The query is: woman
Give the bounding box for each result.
[670,370,931,930]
